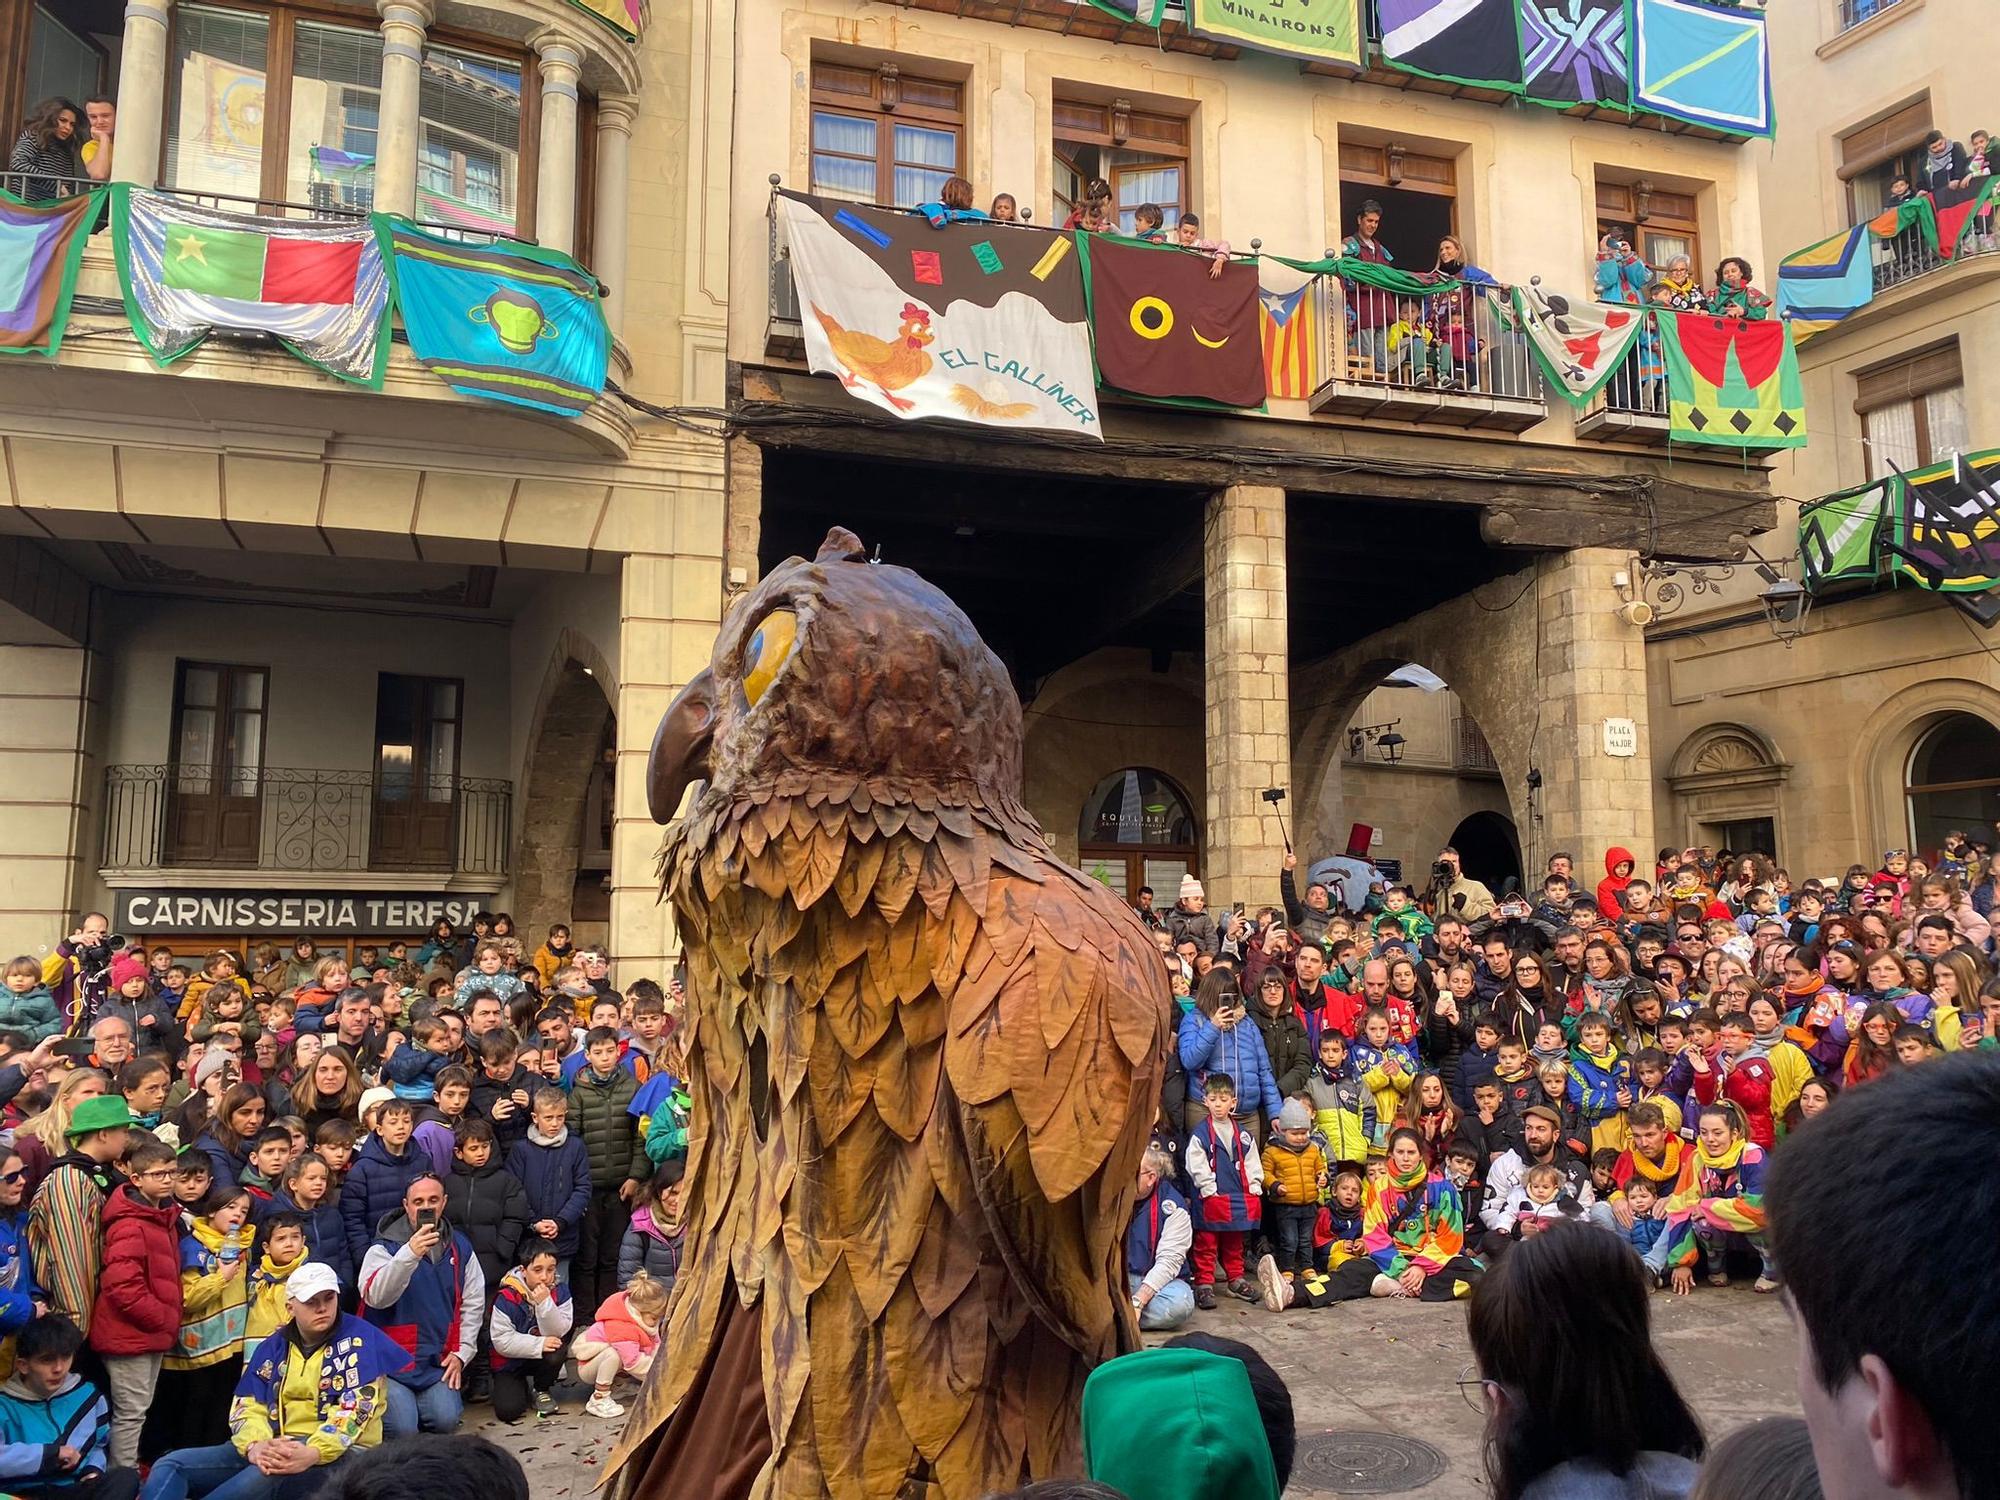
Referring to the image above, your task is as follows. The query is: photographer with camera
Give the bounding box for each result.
[42,915,123,1036]
[1593,231,1648,305]
[1427,848,1495,925]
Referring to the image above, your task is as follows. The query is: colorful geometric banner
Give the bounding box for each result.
[1188,0,1361,64]
[1080,235,1266,409]
[1259,280,1318,400]
[1799,480,1891,590]
[1655,310,1805,449]
[112,185,390,386]
[1776,198,1936,342]
[1890,450,2000,593]
[1518,0,1629,107]
[378,217,610,418]
[1379,0,1523,89]
[1631,0,1772,138]
[565,0,641,41]
[1936,175,2000,262]
[0,185,102,359]
[775,192,1100,436]
[1508,283,1645,405]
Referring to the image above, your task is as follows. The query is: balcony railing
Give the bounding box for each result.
[1309,277,1547,430]
[100,765,512,876]
[1838,0,1907,29]
[1,171,95,204]
[1873,215,2000,296]
[1454,716,1500,774]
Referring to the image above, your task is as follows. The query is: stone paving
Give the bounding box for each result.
[479,1284,1801,1497]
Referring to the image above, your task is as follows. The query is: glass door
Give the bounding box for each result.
[370,674,462,869]
[167,661,267,864]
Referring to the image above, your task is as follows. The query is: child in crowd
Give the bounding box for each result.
[0,958,64,1045]
[237,1127,293,1219]
[149,1186,252,1459]
[1183,1075,1263,1309]
[1531,1021,1569,1075]
[570,1271,668,1420]
[1622,1177,1668,1262]
[312,1118,356,1183]
[1304,1029,1373,1169]
[1513,1163,1584,1237]
[1132,203,1167,243]
[271,1151,348,1288]
[1259,1099,1327,1304]
[1493,1038,1539,1122]
[1351,1008,1415,1155]
[1459,1079,1519,1164]
[245,1212,309,1343]
[507,1088,592,1284]
[0,1315,132,1498]
[1443,1141,1487,1256]
[90,1137,182,1470]
[384,1017,455,1103]
[1537,1062,1585,1155]
[489,1242,573,1424]
[618,1160,686,1294]
[1568,1013,1634,1153]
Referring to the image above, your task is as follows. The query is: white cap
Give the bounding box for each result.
[286,1262,341,1303]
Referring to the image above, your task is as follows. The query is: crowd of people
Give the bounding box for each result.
[1123,833,2000,1327]
[0,913,686,1497]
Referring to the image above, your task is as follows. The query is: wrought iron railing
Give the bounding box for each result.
[1873,213,1999,295]
[1312,276,1545,403]
[0,171,95,203]
[1455,717,1500,773]
[100,765,512,876]
[1838,0,1906,29]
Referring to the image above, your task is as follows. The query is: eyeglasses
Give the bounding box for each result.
[1456,1363,1500,1413]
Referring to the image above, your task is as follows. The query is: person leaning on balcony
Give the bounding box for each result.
[1655,254,1706,312]
[1918,128,1973,207]
[1340,199,1394,372]
[7,98,84,202]
[1416,235,1500,391]
[916,175,987,229]
[78,98,113,182]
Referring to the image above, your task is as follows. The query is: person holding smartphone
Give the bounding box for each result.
[358,1174,485,1439]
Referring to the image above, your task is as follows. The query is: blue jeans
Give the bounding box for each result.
[141,1443,353,1500]
[384,1376,464,1438]
[1128,1275,1195,1332]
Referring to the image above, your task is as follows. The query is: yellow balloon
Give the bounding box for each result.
[1130,296,1173,340]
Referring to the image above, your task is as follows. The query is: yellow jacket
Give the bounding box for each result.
[247,1248,308,1343]
[232,1316,405,1465]
[1262,1139,1326,1206]
[1764,1040,1816,1130]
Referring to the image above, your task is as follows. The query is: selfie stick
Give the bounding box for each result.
[1262,787,1293,853]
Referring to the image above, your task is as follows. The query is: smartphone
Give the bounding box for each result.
[415,1207,440,1229]
[52,1038,96,1062]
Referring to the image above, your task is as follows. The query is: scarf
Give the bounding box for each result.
[1661,272,1701,303]
[527,1124,568,1147]
[1743,1024,1785,1061]
[1388,1158,1428,1192]
[1628,1138,1683,1185]
[1693,1137,1747,1173]
[1575,1043,1621,1070]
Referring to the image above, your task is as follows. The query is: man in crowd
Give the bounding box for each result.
[1279,853,1333,948]
[1132,887,1168,935]
[88,1019,133,1076]
[80,98,114,182]
[1433,847,1495,923]
[1480,1105,1598,1249]
[28,1097,131,1336]
[145,1262,411,1499]
[359,1176,484,1438]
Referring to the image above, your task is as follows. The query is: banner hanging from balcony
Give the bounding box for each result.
[0,185,102,359]
[1507,282,1644,405]
[774,192,1100,437]
[112,186,390,386]
[1630,0,1771,137]
[1799,451,2000,596]
[1654,310,1805,450]
[1775,198,1936,344]
[1379,0,1523,90]
[1079,235,1266,409]
[1185,0,1360,66]
[1799,479,1890,591]
[1259,278,1318,400]
[377,218,609,417]
[567,0,642,41]
[1935,175,2000,263]
[1518,0,1628,107]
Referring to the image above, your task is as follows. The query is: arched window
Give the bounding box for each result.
[1077,768,1197,902]
[1905,714,2000,860]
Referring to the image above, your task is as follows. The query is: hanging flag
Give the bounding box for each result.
[1507,282,1645,405]
[1936,175,2000,261]
[1082,0,1168,24]
[1259,281,1318,400]
[1889,450,2000,593]
[564,0,642,41]
[1187,0,1361,66]
[1654,310,1805,449]
[112,186,389,386]
[1776,198,1937,342]
[379,218,609,417]
[1798,480,1890,591]
[1080,235,1266,409]
[1631,0,1772,138]
[1518,0,1629,107]
[1378,0,1523,89]
[0,185,102,359]
[775,192,1100,436]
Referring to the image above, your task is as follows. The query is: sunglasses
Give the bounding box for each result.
[0,1170,24,1185]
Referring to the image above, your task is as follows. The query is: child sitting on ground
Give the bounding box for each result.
[1622,1177,1669,1263]
[570,1270,667,1420]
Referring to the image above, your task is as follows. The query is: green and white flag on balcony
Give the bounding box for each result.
[112,185,391,386]
[1508,281,1647,406]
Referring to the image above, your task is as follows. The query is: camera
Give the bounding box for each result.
[1432,859,1454,883]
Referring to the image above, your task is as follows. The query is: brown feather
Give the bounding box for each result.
[807,1259,919,1500]
[908,1193,982,1321]
[883,1276,988,1462]
[833,837,889,919]
[932,1331,1027,1500]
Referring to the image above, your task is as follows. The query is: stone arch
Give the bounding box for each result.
[1021,648,1203,865]
[513,627,618,942]
[1448,810,1523,895]
[1848,679,2000,857]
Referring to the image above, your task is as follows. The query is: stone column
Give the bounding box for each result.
[110,0,173,186]
[1531,547,1655,874]
[591,94,636,330]
[532,32,584,253]
[1201,484,1290,913]
[0,644,96,961]
[371,0,434,217]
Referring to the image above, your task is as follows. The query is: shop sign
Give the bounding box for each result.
[115,891,485,935]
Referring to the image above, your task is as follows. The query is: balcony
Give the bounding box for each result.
[1837,0,1909,31]
[99,766,512,881]
[1454,716,1501,775]
[1873,221,2000,298]
[1309,278,1547,431]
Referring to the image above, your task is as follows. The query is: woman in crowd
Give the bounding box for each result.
[7,98,84,202]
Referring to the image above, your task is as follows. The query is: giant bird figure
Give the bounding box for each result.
[605,527,1172,1500]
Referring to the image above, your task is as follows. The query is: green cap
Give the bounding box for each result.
[65,1095,134,1138]
[1084,1347,1281,1500]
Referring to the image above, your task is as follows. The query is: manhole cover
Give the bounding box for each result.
[1292,1430,1449,1494]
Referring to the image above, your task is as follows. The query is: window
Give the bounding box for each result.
[1054,95,1189,233]
[163,4,535,234]
[417,44,522,233]
[1855,341,1966,476]
[167,661,267,865]
[1906,715,2000,859]
[1838,98,1931,224]
[1597,178,1701,278]
[1340,140,1458,265]
[371,673,462,869]
[809,61,963,208]
[1077,768,1198,903]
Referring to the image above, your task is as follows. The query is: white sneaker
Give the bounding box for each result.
[586,1392,627,1419]
[1255,1253,1286,1312]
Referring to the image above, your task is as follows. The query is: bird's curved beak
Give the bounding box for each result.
[647,667,717,823]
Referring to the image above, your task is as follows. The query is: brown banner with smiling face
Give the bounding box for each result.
[1084,237,1267,407]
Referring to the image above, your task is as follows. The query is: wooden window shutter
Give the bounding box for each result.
[1853,340,1962,413]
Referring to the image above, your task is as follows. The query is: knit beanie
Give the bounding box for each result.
[1180,875,1205,902]
[1277,1098,1311,1133]
[192,1048,234,1090]
[110,954,149,992]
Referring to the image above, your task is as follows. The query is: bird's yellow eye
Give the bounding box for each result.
[740,609,798,707]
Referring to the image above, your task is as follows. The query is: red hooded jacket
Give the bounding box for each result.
[1596,847,1637,920]
[90,1184,185,1355]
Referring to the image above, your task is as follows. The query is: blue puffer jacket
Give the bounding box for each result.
[1177,1009,1284,1119]
[269,1188,353,1292]
[503,1130,592,1259]
[0,1211,40,1370]
[339,1135,426,1270]
[191,1129,249,1191]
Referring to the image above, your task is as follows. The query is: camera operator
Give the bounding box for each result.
[1427,848,1495,925]
[44,913,123,1034]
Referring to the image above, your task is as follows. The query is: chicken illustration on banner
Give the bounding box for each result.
[1083,236,1266,408]
[775,192,1100,436]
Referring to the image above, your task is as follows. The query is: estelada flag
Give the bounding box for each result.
[112,185,390,385]
[1259,281,1317,400]
[1083,235,1266,408]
